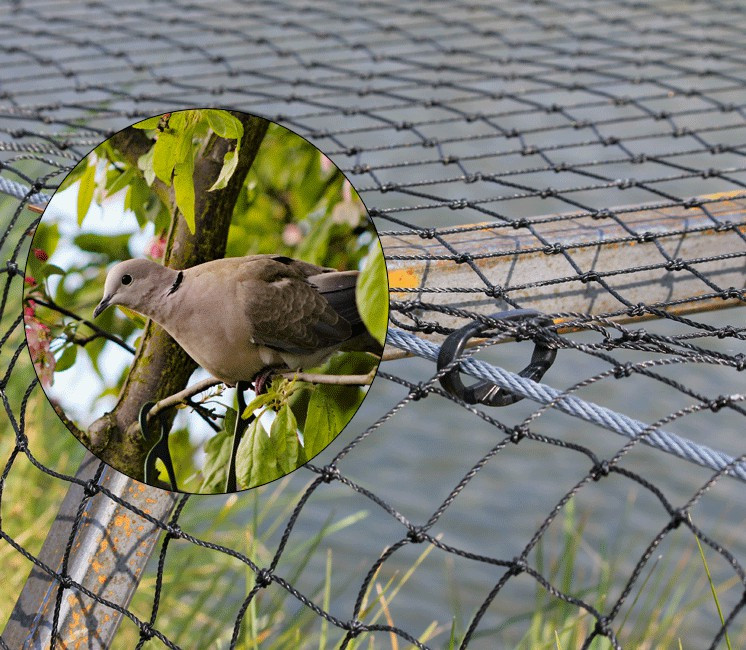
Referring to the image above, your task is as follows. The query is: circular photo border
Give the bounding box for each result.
[23,109,389,494]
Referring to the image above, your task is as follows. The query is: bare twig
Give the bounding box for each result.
[148,377,223,420]
[277,370,376,385]
[33,298,136,354]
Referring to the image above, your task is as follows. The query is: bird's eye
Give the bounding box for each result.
[121,274,133,285]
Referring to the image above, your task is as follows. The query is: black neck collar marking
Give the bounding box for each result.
[167,270,184,296]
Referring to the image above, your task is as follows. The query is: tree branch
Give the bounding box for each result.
[32,297,136,353]
[278,370,376,385]
[148,377,223,420]
[86,114,269,479]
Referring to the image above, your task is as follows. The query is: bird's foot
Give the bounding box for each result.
[251,367,278,395]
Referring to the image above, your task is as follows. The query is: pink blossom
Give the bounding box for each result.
[25,317,54,388]
[282,223,304,247]
[146,236,167,260]
[342,179,353,203]
[320,154,334,175]
[33,248,49,262]
[24,275,36,286]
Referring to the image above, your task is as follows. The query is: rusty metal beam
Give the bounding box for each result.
[382,191,746,357]
[2,453,177,649]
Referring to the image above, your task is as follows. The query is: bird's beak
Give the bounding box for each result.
[93,295,112,318]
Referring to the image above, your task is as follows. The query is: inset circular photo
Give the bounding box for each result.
[23,109,388,494]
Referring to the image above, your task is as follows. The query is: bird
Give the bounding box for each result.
[94,254,383,492]
[93,254,381,387]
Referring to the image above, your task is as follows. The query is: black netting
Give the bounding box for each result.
[1,1,745,648]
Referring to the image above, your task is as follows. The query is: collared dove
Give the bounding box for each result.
[93,254,382,387]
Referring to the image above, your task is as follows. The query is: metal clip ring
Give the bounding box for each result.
[437,309,557,407]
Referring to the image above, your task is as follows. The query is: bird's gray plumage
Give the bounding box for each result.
[94,255,381,385]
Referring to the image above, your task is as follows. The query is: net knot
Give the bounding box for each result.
[83,479,99,498]
[509,424,528,444]
[5,261,19,277]
[138,622,155,641]
[708,396,732,412]
[521,145,538,156]
[622,328,647,342]
[407,525,426,543]
[441,155,459,165]
[591,460,611,481]
[484,285,504,299]
[720,287,743,300]
[636,231,655,243]
[320,464,340,483]
[601,136,619,146]
[733,353,746,371]
[701,168,718,179]
[683,198,701,209]
[347,619,365,638]
[15,435,28,453]
[665,258,685,271]
[418,228,436,240]
[255,568,272,588]
[350,164,370,174]
[448,198,468,210]
[613,363,634,379]
[539,188,556,199]
[671,508,687,528]
[630,154,646,164]
[543,242,563,255]
[454,252,472,263]
[714,220,734,232]
[58,574,73,590]
[591,208,614,220]
[409,383,428,402]
[627,303,646,317]
[510,218,529,230]
[464,172,482,183]
[510,557,527,575]
[717,326,736,339]
[579,271,599,284]
[594,616,612,638]
[165,523,183,539]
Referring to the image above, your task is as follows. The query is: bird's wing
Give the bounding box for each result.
[239,257,353,355]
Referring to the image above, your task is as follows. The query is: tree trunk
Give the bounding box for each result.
[86,113,268,482]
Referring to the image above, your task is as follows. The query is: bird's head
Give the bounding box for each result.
[94,258,168,318]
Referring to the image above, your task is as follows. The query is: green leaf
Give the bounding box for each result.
[132,116,163,130]
[205,110,243,140]
[208,149,239,191]
[106,166,136,196]
[55,345,78,372]
[41,264,65,278]
[304,388,341,459]
[137,147,156,186]
[356,243,389,346]
[73,233,132,260]
[241,392,275,419]
[116,305,147,328]
[77,164,96,226]
[58,157,90,194]
[271,404,299,474]
[199,429,233,493]
[173,145,195,234]
[236,417,279,489]
[152,129,179,184]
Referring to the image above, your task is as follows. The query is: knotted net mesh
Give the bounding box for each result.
[1,1,745,648]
